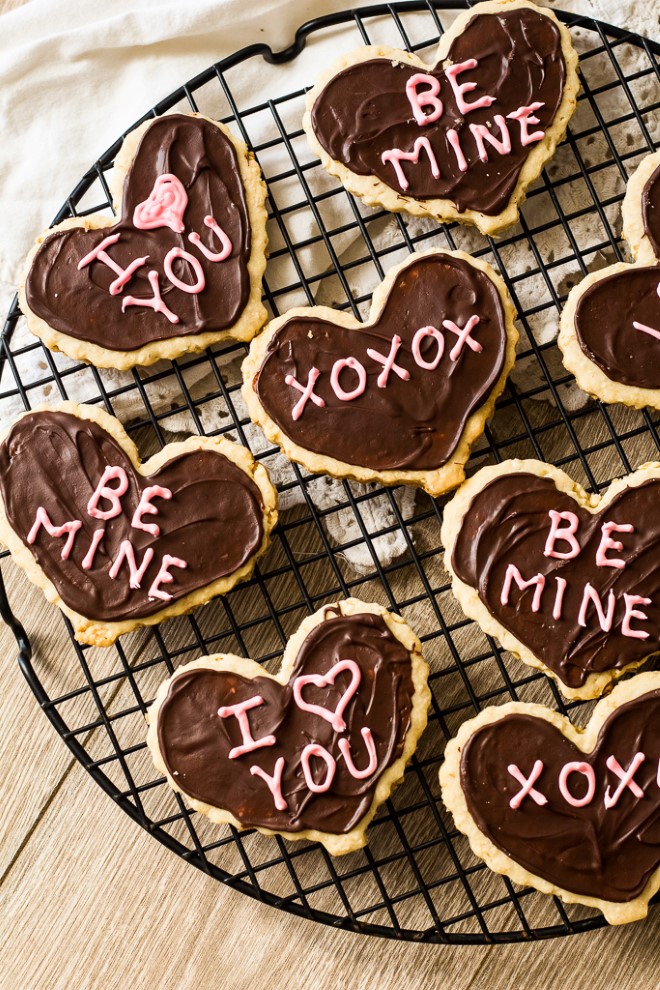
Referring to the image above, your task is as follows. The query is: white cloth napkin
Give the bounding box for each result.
[0,0,654,570]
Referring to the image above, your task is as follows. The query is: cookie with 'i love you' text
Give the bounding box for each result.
[559,150,660,409]
[19,113,268,369]
[304,0,580,235]
[147,599,430,855]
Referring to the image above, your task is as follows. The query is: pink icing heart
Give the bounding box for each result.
[292,659,361,733]
[133,173,188,233]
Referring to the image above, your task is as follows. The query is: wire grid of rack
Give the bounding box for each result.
[1,1,659,945]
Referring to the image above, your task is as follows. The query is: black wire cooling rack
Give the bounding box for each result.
[2,1,660,945]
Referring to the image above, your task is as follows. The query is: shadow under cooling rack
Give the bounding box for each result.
[1,2,660,944]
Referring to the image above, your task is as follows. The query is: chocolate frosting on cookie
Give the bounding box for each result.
[642,163,660,258]
[460,691,660,902]
[156,611,414,834]
[573,267,660,390]
[24,115,252,353]
[253,254,507,472]
[311,8,565,216]
[451,473,660,688]
[0,411,265,622]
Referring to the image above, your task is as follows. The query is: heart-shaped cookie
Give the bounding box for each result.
[242,250,517,497]
[0,402,277,646]
[19,113,268,369]
[441,459,660,699]
[440,673,660,924]
[560,150,660,409]
[304,0,579,234]
[147,599,430,855]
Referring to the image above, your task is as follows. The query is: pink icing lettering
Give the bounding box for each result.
[604,753,646,808]
[412,325,444,370]
[301,743,336,793]
[338,727,378,780]
[122,270,180,324]
[366,334,410,387]
[577,583,615,632]
[595,520,634,568]
[87,465,129,520]
[188,215,233,262]
[293,658,361,733]
[442,315,481,362]
[469,116,512,164]
[77,233,148,296]
[250,757,287,811]
[405,72,443,127]
[108,540,154,589]
[27,507,82,560]
[217,695,276,759]
[330,357,367,402]
[163,247,205,294]
[500,563,545,612]
[147,553,187,601]
[558,762,596,808]
[131,485,173,538]
[285,367,325,421]
[446,128,468,172]
[81,528,105,570]
[633,320,660,341]
[621,593,652,640]
[444,59,495,115]
[132,173,188,233]
[508,760,547,810]
[506,103,545,146]
[543,509,581,560]
[552,576,567,621]
[381,136,440,192]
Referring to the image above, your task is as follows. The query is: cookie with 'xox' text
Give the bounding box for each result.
[440,673,660,924]
[0,403,277,646]
[304,0,580,235]
[559,150,660,409]
[19,113,268,369]
[441,458,660,700]
[242,249,517,498]
[147,599,430,856]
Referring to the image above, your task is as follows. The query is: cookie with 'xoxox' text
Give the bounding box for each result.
[19,113,268,369]
[559,150,660,409]
[441,458,660,700]
[304,0,580,235]
[440,673,660,924]
[242,249,518,497]
[147,599,430,855]
[0,402,277,646]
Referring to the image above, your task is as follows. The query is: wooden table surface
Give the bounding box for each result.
[2,1,660,988]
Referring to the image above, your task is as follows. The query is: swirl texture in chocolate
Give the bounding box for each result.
[0,411,265,622]
[253,254,507,472]
[460,692,660,902]
[156,611,414,834]
[311,8,566,216]
[451,473,660,688]
[24,115,252,352]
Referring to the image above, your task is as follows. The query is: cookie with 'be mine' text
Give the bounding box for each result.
[559,150,660,409]
[0,403,277,646]
[441,458,660,700]
[147,599,430,855]
[242,249,518,497]
[19,113,268,369]
[304,0,580,235]
[440,673,660,924]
